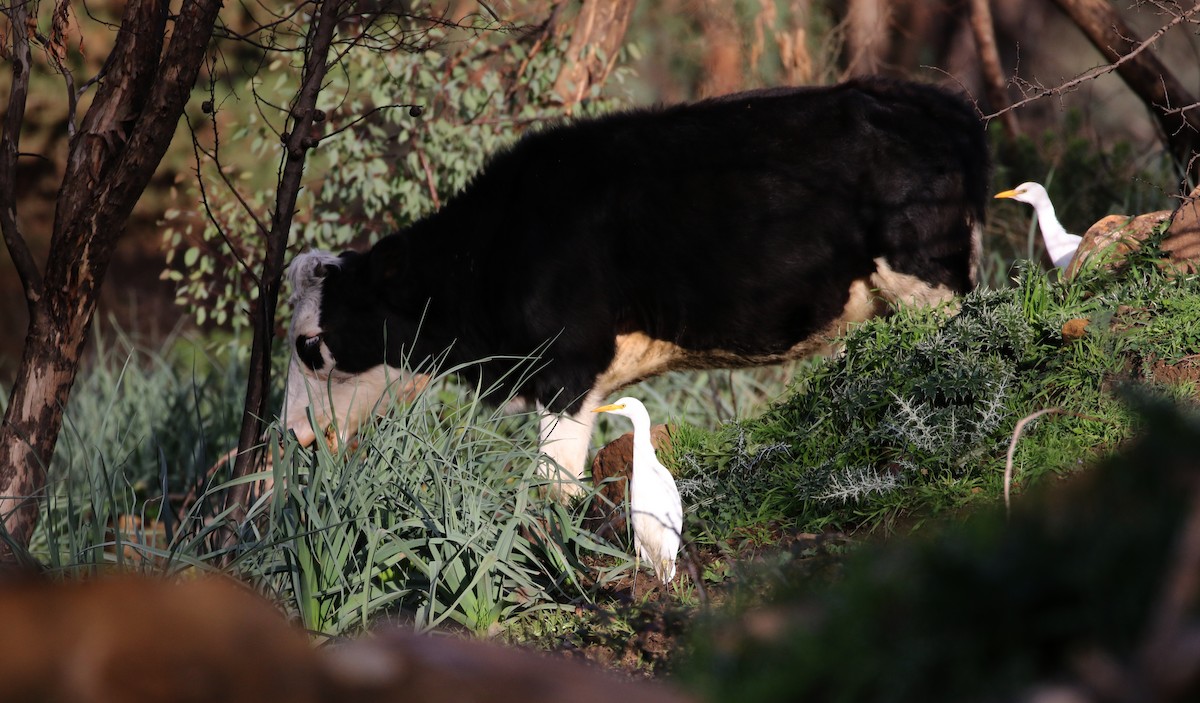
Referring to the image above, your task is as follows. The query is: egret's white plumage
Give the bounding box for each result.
[593,397,683,584]
[994,182,1083,269]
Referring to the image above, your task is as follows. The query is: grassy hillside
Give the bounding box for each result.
[667,234,1200,546]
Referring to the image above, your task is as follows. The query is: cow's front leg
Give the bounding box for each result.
[536,390,606,500]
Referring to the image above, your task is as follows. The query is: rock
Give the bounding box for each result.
[587,425,675,537]
[1061,318,1089,342]
[1067,211,1171,276]
[0,575,696,703]
[1068,187,1200,277]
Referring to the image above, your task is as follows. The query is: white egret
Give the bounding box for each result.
[593,397,683,584]
[995,182,1083,269]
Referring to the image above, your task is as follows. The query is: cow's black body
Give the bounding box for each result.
[286,78,988,485]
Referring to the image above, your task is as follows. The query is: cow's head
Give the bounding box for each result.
[282,249,423,448]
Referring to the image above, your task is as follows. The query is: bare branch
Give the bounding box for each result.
[968,0,1019,137]
[988,3,1200,122]
[0,0,44,311]
[185,114,265,285]
[319,102,423,143]
[477,1,502,24]
[992,1,1200,179]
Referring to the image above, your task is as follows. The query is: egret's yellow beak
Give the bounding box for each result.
[994,188,1020,199]
[592,403,625,413]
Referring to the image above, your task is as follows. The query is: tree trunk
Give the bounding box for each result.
[697,0,743,98]
[552,0,635,110]
[845,0,890,76]
[776,0,814,86]
[0,0,222,563]
[225,0,352,536]
[968,0,1019,137]
[1051,0,1200,178]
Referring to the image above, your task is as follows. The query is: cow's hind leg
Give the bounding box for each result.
[536,389,606,499]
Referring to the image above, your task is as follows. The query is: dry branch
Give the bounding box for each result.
[993,1,1200,179]
[0,0,42,312]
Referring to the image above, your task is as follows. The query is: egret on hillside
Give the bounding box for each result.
[994,182,1083,269]
[593,397,683,584]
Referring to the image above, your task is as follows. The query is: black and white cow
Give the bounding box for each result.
[284,77,988,495]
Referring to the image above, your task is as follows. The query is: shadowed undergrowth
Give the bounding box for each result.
[678,391,1200,702]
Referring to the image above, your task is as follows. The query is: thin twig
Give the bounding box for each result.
[185,115,265,284]
[987,2,1200,123]
[414,138,441,210]
[1004,408,1108,517]
[319,102,421,143]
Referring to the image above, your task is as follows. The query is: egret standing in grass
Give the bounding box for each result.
[593,397,683,585]
[995,182,1083,269]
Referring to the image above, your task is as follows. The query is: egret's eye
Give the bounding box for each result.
[295,334,326,371]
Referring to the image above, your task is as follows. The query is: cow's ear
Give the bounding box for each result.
[287,249,342,295]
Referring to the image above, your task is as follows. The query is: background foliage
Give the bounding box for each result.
[162,13,635,329]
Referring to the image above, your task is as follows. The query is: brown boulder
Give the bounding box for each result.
[1068,186,1200,277]
[0,574,696,703]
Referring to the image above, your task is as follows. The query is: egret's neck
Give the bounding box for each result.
[629,414,656,459]
[1032,200,1069,245]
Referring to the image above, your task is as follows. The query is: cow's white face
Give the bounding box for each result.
[282,250,421,448]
